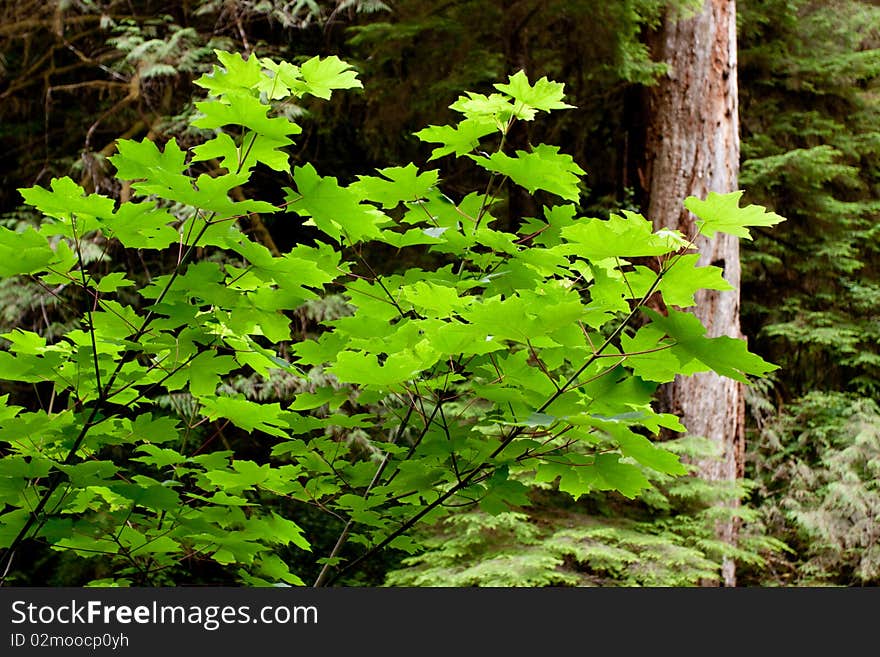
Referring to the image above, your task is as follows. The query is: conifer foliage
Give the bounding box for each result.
[739,0,880,397]
[737,0,880,585]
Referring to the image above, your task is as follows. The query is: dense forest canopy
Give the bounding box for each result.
[0,0,877,587]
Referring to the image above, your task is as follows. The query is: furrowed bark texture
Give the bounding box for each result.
[644,0,743,586]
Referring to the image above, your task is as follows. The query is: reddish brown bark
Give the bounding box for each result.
[644,0,743,586]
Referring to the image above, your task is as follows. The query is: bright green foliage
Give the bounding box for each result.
[470,145,586,202]
[643,308,777,384]
[685,191,785,239]
[493,70,575,115]
[655,254,733,307]
[0,50,781,586]
[336,0,706,227]
[415,120,499,161]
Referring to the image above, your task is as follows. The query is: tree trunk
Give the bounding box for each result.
[643,0,743,586]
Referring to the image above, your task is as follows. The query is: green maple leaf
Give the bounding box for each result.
[199,396,290,437]
[111,483,181,513]
[659,253,734,307]
[589,417,688,475]
[326,350,419,387]
[256,513,310,550]
[535,460,589,499]
[644,308,779,383]
[113,138,264,214]
[95,272,136,293]
[494,70,576,114]
[55,535,120,556]
[0,511,29,549]
[126,534,182,556]
[479,468,531,515]
[184,351,237,397]
[188,172,278,216]
[0,455,53,479]
[288,164,386,243]
[556,463,593,500]
[239,134,292,172]
[450,91,520,122]
[101,202,178,250]
[376,228,445,248]
[399,280,473,315]
[351,164,439,208]
[578,365,656,420]
[193,92,301,142]
[132,445,187,469]
[259,59,304,100]
[231,240,333,303]
[418,321,504,357]
[414,118,498,160]
[561,211,677,259]
[290,331,347,367]
[0,348,65,385]
[57,461,119,487]
[256,554,305,586]
[128,414,181,444]
[111,137,187,187]
[19,177,115,223]
[195,50,263,97]
[587,454,652,499]
[205,460,271,492]
[289,387,349,411]
[191,132,239,170]
[114,136,274,215]
[685,190,785,239]
[192,132,291,173]
[0,226,54,277]
[471,144,585,202]
[296,55,362,100]
[536,452,651,500]
[0,395,25,425]
[620,324,681,383]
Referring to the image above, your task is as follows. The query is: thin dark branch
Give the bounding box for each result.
[323,271,666,585]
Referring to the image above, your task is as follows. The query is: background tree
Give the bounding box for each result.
[641,0,742,586]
